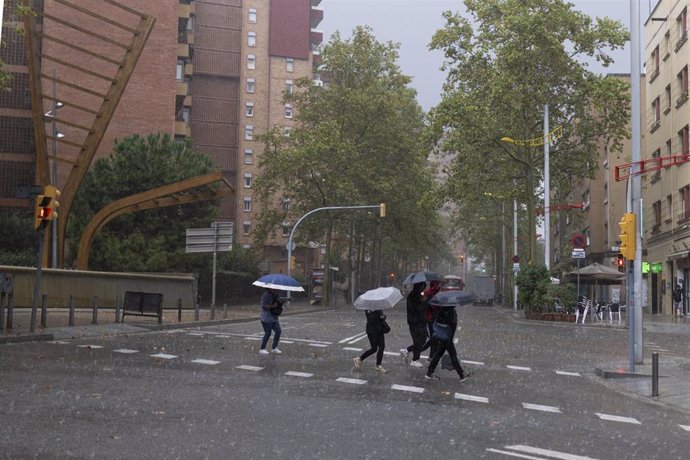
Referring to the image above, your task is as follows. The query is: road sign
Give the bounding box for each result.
[572,233,586,249]
[513,263,520,271]
[571,248,585,259]
[185,222,234,253]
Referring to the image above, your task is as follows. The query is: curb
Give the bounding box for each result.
[0,333,54,344]
[594,367,651,379]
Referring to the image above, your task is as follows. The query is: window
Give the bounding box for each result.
[243,221,251,235]
[244,197,252,212]
[679,125,689,156]
[244,148,253,164]
[248,8,257,24]
[245,125,254,141]
[247,54,256,70]
[248,32,256,48]
[651,148,662,182]
[285,104,293,119]
[286,58,294,72]
[285,80,293,94]
[246,78,255,93]
[667,138,673,156]
[182,107,190,124]
[666,84,672,112]
[652,97,661,130]
[187,16,194,31]
[244,172,252,188]
[245,102,254,117]
[677,8,688,51]
[680,185,690,221]
[650,46,660,81]
[668,194,674,222]
[653,201,662,230]
[677,66,688,106]
[176,59,184,81]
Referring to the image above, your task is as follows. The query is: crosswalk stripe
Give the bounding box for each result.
[679,425,690,432]
[336,377,367,385]
[78,345,104,349]
[285,371,313,378]
[191,359,220,365]
[555,370,582,377]
[499,444,600,460]
[454,392,489,403]
[342,347,363,352]
[308,343,328,348]
[391,384,424,394]
[236,365,263,371]
[113,349,139,354]
[522,402,561,413]
[461,360,485,366]
[151,353,177,360]
[507,365,531,371]
[595,413,640,424]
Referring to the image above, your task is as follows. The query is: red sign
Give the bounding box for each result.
[572,234,586,249]
[512,255,520,263]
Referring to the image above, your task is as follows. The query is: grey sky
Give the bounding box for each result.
[319,0,652,111]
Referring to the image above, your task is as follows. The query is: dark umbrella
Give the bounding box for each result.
[252,273,304,292]
[402,271,442,285]
[430,290,476,307]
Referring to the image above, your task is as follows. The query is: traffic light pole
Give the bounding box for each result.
[30,226,46,333]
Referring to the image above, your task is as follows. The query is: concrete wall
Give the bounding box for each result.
[0,266,196,309]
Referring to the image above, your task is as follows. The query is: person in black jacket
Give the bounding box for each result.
[425,306,472,382]
[353,309,388,373]
[400,282,428,368]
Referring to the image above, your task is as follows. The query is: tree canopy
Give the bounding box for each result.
[66,133,217,272]
[429,0,630,269]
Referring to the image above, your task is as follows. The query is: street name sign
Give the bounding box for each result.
[571,248,585,259]
[185,222,234,254]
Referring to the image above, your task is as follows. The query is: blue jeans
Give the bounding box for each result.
[260,320,281,350]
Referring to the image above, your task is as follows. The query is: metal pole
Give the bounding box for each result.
[652,352,659,397]
[6,292,13,329]
[51,70,58,268]
[513,195,518,310]
[502,202,506,305]
[543,104,550,270]
[30,226,46,333]
[68,294,75,326]
[211,222,217,312]
[0,294,4,335]
[115,294,121,323]
[40,294,47,328]
[91,296,98,324]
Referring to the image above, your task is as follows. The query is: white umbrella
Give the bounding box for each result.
[354,287,403,310]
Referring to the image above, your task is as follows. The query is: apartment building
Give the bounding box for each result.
[0,0,323,274]
[644,0,690,315]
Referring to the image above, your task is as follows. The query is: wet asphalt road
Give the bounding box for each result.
[2,306,690,459]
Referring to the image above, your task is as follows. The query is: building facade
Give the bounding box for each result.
[0,0,323,274]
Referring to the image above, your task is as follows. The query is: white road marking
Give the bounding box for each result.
[245,337,262,341]
[595,413,641,424]
[507,365,531,371]
[347,335,368,344]
[489,444,599,459]
[285,371,313,378]
[339,332,367,344]
[336,377,367,385]
[679,425,690,432]
[454,392,489,403]
[191,359,220,365]
[280,340,294,344]
[555,370,582,377]
[308,343,328,348]
[113,349,139,354]
[151,353,177,360]
[342,347,363,352]
[383,351,399,356]
[187,333,204,336]
[48,341,70,344]
[522,402,562,413]
[236,365,263,371]
[391,384,424,394]
[461,360,485,366]
[78,345,104,349]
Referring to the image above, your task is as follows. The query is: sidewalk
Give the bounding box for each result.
[0,300,327,343]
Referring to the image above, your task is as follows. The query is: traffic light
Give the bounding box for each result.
[618,213,636,260]
[33,193,50,230]
[379,203,386,218]
[290,256,296,271]
[459,255,465,263]
[617,254,625,272]
[42,185,60,222]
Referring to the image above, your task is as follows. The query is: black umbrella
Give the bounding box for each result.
[430,290,476,307]
[402,271,442,285]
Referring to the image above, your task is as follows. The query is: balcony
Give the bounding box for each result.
[311,0,322,5]
[178,42,190,59]
[310,29,323,46]
[676,92,688,108]
[679,210,690,223]
[310,6,323,29]
[649,67,660,83]
[175,121,191,137]
[675,30,688,52]
[176,80,188,96]
[650,119,661,133]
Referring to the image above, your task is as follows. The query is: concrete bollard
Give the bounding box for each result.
[223,303,228,320]
[68,295,75,326]
[652,352,659,397]
[115,295,121,324]
[177,298,182,322]
[7,292,14,329]
[92,296,98,325]
[40,294,48,328]
[0,294,4,335]
[210,303,215,320]
[194,302,199,321]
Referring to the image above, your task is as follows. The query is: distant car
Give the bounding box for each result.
[441,275,464,292]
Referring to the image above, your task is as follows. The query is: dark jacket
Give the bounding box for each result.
[365,310,387,335]
[406,288,425,325]
[433,307,458,340]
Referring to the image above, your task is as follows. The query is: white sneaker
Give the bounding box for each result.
[353,357,362,369]
[259,349,269,355]
[400,349,410,363]
[409,360,424,368]
[272,348,282,354]
[374,365,387,374]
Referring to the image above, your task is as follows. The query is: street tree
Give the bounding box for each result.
[254,26,443,301]
[67,133,217,272]
[429,0,630,267]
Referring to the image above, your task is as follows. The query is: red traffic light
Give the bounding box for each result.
[38,207,52,219]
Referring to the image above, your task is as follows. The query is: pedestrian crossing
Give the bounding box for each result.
[42,327,690,434]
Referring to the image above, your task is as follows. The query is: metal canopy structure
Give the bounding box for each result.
[76,171,235,270]
[21,0,156,266]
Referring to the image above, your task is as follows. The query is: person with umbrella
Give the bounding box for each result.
[400,282,428,368]
[352,309,389,374]
[425,300,471,382]
[259,288,284,354]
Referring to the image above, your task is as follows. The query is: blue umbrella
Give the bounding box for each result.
[430,290,476,308]
[253,273,304,292]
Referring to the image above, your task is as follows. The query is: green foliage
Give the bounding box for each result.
[66,133,217,272]
[516,263,551,313]
[254,26,445,287]
[544,282,577,311]
[0,210,36,266]
[429,0,630,265]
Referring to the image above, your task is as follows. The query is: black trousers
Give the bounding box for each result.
[360,332,385,365]
[405,323,429,360]
[427,337,464,377]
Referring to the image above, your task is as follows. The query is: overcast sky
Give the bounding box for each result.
[319,0,653,111]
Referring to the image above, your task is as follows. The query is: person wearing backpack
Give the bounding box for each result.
[425,306,472,382]
[259,288,284,355]
[673,283,684,318]
[353,309,390,373]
